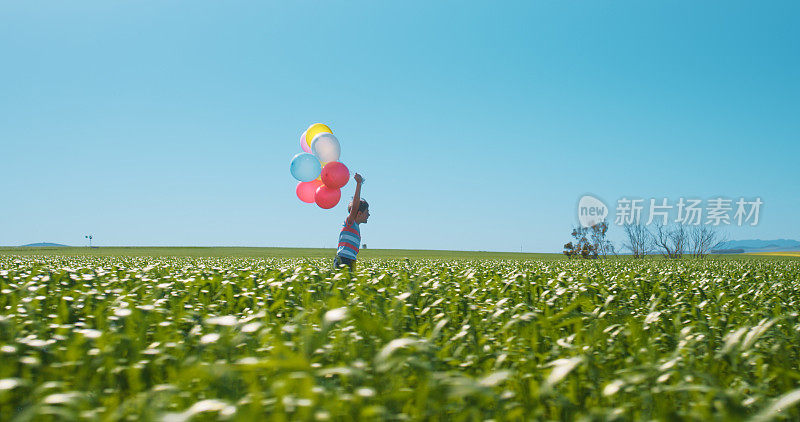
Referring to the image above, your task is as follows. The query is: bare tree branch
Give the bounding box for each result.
[653,223,686,259]
[688,225,728,258]
[623,223,653,258]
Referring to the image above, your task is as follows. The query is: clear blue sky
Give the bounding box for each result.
[2,1,798,251]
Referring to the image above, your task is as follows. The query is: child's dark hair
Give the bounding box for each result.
[348,198,369,213]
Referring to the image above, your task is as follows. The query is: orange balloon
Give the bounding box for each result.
[305,123,332,148]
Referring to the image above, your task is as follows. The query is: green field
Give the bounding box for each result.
[0,247,557,260]
[1,251,799,420]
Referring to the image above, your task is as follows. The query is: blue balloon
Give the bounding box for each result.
[290,153,321,182]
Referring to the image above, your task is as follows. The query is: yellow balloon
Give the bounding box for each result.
[313,162,327,181]
[305,123,332,148]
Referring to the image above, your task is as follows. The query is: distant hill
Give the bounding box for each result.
[21,243,70,247]
[717,239,800,253]
[710,248,746,254]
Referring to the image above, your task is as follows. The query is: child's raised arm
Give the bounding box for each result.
[347,173,364,223]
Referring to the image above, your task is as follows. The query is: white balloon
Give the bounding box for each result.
[310,133,341,162]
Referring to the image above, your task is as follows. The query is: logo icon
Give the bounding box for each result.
[578,195,608,228]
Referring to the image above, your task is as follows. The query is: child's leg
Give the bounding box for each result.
[333,255,356,271]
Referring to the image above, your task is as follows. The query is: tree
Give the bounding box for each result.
[564,227,596,259]
[563,221,612,259]
[589,221,615,258]
[563,241,578,259]
[688,225,727,259]
[653,224,686,259]
[623,223,653,258]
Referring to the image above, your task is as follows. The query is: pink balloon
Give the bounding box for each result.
[315,185,341,209]
[296,180,322,203]
[321,161,349,189]
[300,130,311,153]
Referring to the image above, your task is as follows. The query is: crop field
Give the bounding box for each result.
[1,254,800,421]
[748,252,800,258]
[0,247,555,261]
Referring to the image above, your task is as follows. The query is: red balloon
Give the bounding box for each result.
[296,180,322,203]
[315,185,341,209]
[321,161,349,189]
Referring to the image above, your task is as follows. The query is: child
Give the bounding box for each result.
[334,173,369,270]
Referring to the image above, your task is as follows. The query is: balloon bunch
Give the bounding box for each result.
[290,123,350,209]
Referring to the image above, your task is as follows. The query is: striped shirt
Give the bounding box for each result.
[337,218,361,260]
